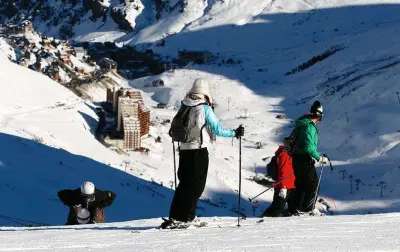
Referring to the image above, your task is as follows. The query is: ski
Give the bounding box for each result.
[246,175,275,187]
[292,209,326,217]
[171,221,207,230]
[160,218,207,230]
[318,198,334,215]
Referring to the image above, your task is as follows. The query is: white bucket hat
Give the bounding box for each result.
[188,78,212,104]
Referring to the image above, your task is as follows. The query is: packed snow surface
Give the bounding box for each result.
[1,214,400,251]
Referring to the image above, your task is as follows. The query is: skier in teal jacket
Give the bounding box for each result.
[162,78,244,228]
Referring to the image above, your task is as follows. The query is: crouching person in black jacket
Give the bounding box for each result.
[58,181,116,225]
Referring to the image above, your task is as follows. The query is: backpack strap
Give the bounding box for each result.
[198,103,214,148]
[193,103,208,148]
[199,123,206,148]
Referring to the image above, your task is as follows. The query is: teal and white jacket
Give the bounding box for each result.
[179,96,235,150]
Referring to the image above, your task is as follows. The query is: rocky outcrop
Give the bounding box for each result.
[111,1,144,32]
[83,0,108,18]
[111,7,134,31]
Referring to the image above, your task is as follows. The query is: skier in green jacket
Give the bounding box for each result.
[289,101,329,215]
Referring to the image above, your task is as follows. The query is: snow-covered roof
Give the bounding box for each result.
[119,96,137,105]
[69,55,94,73]
[45,57,56,64]
[74,47,85,53]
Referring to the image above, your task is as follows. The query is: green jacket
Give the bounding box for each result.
[294,116,320,161]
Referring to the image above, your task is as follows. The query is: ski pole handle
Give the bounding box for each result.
[322,154,333,171]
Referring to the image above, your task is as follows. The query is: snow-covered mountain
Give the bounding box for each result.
[0,0,399,250]
[1,0,141,42]
[0,0,189,42]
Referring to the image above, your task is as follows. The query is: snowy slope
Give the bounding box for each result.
[124,0,400,47]
[2,214,400,251]
[5,0,400,46]
[0,0,399,232]
[0,38,16,61]
[126,1,400,216]
[128,59,400,216]
[0,55,235,226]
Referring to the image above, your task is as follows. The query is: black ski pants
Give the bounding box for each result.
[169,148,209,222]
[291,155,318,213]
[261,188,296,217]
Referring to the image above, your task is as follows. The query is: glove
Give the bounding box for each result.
[278,188,287,198]
[319,155,329,164]
[234,125,244,139]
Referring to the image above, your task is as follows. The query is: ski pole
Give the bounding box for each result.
[172,142,177,190]
[310,163,324,210]
[248,173,294,202]
[0,215,27,226]
[0,214,49,226]
[237,135,242,227]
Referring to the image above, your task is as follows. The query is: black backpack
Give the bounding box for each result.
[286,118,316,156]
[169,103,206,143]
[266,155,278,180]
[286,127,300,156]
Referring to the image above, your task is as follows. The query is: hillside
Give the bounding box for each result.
[0,0,399,246]
[0,54,238,226]
[127,0,400,215]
